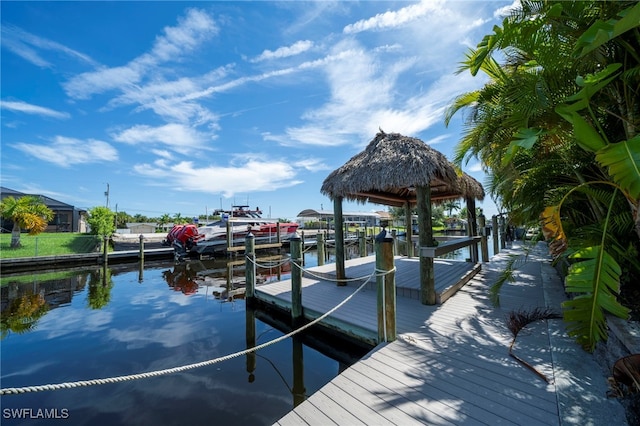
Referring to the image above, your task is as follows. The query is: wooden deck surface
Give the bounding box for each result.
[264,242,626,425]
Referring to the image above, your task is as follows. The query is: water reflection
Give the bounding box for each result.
[1,255,370,425]
[87,266,113,309]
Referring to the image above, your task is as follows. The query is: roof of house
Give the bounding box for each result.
[0,186,79,210]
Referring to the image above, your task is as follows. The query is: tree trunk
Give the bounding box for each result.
[10,221,21,248]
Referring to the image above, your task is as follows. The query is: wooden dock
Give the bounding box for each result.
[259,242,625,425]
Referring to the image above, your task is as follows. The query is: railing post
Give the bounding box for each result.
[492,215,499,255]
[391,229,398,256]
[359,230,366,257]
[375,230,396,343]
[479,214,489,262]
[226,221,233,252]
[291,237,303,322]
[245,234,255,299]
[316,231,325,266]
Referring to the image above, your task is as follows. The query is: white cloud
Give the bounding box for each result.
[133,156,303,197]
[1,24,99,68]
[13,136,118,167]
[343,0,443,34]
[293,158,331,172]
[111,123,211,155]
[494,0,521,18]
[252,40,314,62]
[63,8,218,100]
[0,100,70,119]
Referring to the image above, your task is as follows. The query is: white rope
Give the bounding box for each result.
[1,266,395,396]
[249,256,291,269]
[291,260,378,284]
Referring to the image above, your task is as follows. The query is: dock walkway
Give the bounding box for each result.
[267,242,626,425]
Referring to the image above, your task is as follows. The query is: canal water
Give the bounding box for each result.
[1,235,496,425]
[0,251,371,426]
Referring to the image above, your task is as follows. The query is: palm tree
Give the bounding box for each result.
[0,196,54,248]
[443,201,460,217]
[447,0,640,351]
[157,213,172,231]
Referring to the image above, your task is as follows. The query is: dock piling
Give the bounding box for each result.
[375,231,396,343]
[290,237,303,321]
[316,231,326,266]
[245,234,256,299]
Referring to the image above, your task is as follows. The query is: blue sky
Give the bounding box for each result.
[1,1,515,221]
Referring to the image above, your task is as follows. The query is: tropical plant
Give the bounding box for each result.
[87,206,116,236]
[115,211,132,228]
[448,0,640,351]
[0,196,54,248]
[443,201,461,217]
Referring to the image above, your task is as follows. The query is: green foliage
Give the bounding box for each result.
[0,196,55,247]
[596,137,640,200]
[563,246,630,351]
[451,0,640,351]
[87,206,116,236]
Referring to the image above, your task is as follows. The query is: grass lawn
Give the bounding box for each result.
[0,233,102,259]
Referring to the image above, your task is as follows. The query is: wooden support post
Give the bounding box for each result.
[391,229,398,256]
[417,185,436,305]
[316,231,325,266]
[359,230,366,257]
[466,197,478,263]
[139,234,145,261]
[498,216,506,249]
[300,230,305,266]
[405,200,413,258]
[245,234,255,299]
[277,221,281,245]
[375,232,396,343]
[492,215,499,255]
[226,221,233,252]
[333,197,346,285]
[478,214,489,262]
[290,237,303,321]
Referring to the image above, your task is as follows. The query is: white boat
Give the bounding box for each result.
[166,206,299,259]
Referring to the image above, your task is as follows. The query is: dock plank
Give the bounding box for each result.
[262,243,623,426]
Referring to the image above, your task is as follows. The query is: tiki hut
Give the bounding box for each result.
[321,130,485,304]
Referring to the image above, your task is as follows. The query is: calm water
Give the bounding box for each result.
[1,235,496,425]
[0,254,369,426]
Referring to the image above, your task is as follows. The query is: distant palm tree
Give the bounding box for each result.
[157,213,172,231]
[0,196,54,248]
[443,201,460,217]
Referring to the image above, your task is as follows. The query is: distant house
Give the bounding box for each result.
[296,209,381,228]
[125,223,158,234]
[0,186,87,233]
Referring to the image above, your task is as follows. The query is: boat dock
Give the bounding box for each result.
[255,242,625,425]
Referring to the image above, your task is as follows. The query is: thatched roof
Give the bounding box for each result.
[321,131,484,207]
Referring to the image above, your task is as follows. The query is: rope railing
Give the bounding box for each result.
[1,264,395,396]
